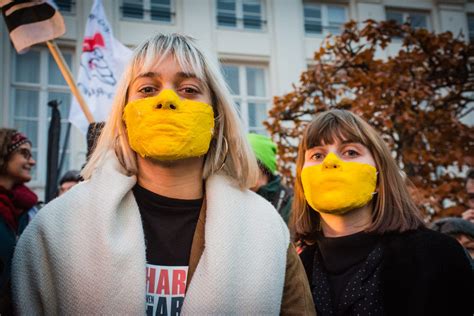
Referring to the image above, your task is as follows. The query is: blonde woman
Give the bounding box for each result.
[11,34,314,315]
[293,110,473,315]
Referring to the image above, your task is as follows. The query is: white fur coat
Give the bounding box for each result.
[12,152,289,315]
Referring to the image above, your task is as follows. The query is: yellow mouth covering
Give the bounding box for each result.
[301,152,377,215]
[123,89,214,161]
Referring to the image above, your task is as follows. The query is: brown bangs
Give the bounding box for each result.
[304,111,369,150]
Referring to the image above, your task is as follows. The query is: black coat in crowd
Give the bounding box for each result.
[300,228,474,316]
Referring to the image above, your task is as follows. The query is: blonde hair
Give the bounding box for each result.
[82,34,258,189]
[291,109,424,243]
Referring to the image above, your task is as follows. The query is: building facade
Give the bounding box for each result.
[0,0,472,199]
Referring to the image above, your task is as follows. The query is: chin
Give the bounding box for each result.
[19,175,32,183]
[148,158,176,168]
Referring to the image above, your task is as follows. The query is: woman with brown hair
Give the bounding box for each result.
[293,109,473,315]
[0,128,37,314]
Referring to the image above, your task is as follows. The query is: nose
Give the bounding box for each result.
[322,152,341,170]
[155,99,178,110]
[154,89,180,110]
[29,157,36,166]
[323,160,340,169]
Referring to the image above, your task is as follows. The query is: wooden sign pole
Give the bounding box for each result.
[46,40,94,123]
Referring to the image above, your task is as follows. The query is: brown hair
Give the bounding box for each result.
[291,110,424,243]
[0,128,17,174]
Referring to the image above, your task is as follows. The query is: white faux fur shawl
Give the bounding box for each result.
[12,152,290,315]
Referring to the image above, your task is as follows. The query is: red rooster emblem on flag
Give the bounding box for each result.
[80,32,116,85]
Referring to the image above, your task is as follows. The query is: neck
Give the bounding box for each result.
[0,176,14,191]
[319,204,372,237]
[136,156,204,199]
[251,170,270,192]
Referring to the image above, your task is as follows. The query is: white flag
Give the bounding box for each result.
[69,0,132,134]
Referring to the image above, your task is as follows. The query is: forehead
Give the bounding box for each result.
[304,113,371,150]
[305,128,364,150]
[8,143,31,160]
[132,52,205,83]
[17,143,32,150]
[61,181,77,187]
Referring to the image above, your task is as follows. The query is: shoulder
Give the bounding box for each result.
[17,167,136,250]
[381,229,474,315]
[207,173,286,223]
[384,228,467,258]
[298,243,317,279]
[382,228,472,280]
[14,193,72,251]
[205,173,289,244]
[25,180,91,229]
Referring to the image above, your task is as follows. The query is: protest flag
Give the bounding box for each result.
[69,0,132,134]
[0,0,65,53]
[1,0,94,123]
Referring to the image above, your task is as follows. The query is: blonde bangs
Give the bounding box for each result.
[131,35,207,86]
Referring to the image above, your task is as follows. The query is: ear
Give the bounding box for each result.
[375,170,380,193]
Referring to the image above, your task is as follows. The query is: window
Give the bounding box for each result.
[55,0,75,14]
[468,14,474,43]
[222,64,269,134]
[217,0,265,30]
[303,2,347,35]
[10,48,74,186]
[121,0,173,23]
[386,9,431,31]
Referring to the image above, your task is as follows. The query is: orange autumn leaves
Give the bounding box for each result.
[266,20,474,220]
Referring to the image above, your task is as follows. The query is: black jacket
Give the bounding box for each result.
[300,228,474,316]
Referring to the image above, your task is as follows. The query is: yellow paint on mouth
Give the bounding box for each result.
[123,89,215,160]
[301,152,377,214]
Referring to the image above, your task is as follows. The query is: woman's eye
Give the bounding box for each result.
[311,153,324,160]
[183,87,199,94]
[180,86,200,95]
[138,86,157,94]
[344,149,359,157]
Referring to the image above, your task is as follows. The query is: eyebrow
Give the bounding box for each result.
[131,71,199,85]
[137,71,159,79]
[341,140,361,145]
[176,72,198,80]
[310,140,361,148]
[130,71,159,86]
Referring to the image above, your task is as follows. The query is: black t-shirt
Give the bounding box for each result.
[132,184,202,316]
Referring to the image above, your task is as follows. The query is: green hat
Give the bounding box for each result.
[247,133,277,174]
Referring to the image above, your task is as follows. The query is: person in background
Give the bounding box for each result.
[247,133,293,224]
[12,34,314,315]
[58,170,82,196]
[462,169,474,224]
[0,128,37,314]
[293,109,473,316]
[430,217,474,263]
